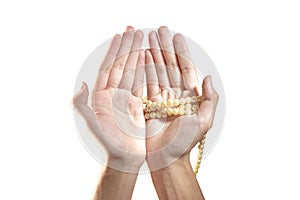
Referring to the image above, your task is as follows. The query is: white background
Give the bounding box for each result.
[0,0,299,199]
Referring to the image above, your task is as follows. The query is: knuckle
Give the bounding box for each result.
[156,65,166,74]
[104,65,112,73]
[181,66,196,74]
[168,62,178,70]
[150,48,161,55]
[114,62,125,70]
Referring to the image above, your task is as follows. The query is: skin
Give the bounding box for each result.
[145,27,219,200]
[72,26,219,200]
[73,27,146,199]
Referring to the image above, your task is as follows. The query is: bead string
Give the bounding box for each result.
[142,96,206,175]
[193,134,206,175]
[142,96,202,119]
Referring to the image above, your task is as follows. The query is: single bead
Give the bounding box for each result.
[179,97,186,105]
[142,97,148,104]
[146,100,152,107]
[161,101,168,108]
[191,96,197,103]
[185,108,192,115]
[150,102,157,111]
[150,112,156,119]
[185,97,192,104]
[185,103,192,110]
[162,113,167,118]
[156,112,162,118]
[167,108,173,116]
[161,108,167,114]
[172,108,179,115]
[145,107,151,112]
[173,99,180,106]
[145,113,150,119]
[197,96,202,102]
[167,99,173,106]
[156,103,161,110]
[178,108,184,115]
[192,104,199,112]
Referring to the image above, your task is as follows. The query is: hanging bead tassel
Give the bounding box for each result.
[193,134,206,175]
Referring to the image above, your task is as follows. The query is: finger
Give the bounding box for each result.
[173,33,199,90]
[197,76,219,131]
[94,34,122,91]
[132,51,145,97]
[126,26,134,31]
[73,82,89,106]
[119,30,144,90]
[106,29,135,88]
[149,31,170,89]
[73,82,107,144]
[158,26,182,88]
[145,50,160,99]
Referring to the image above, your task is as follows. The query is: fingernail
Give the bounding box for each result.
[159,26,168,29]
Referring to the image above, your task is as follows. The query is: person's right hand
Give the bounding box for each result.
[73,27,146,173]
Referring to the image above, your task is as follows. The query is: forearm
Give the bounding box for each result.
[149,154,204,200]
[93,164,139,200]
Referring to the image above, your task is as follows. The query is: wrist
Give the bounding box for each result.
[147,152,191,173]
[107,154,145,173]
[148,153,204,200]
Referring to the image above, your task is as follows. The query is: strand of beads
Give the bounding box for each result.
[143,96,202,120]
[142,95,206,176]
[193,134,206,175]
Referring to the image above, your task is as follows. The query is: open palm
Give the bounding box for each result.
[145,27,219,171]
[73,27,146,172]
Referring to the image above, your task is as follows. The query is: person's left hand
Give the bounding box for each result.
[145,27,219,171]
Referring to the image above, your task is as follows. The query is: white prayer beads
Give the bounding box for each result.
[143,96,202,119]
[143,95,206,176]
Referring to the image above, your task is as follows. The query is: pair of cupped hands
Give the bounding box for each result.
[73,26,218,173]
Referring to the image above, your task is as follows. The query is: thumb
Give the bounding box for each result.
[202,75,215,101]
[196,76,219,131]
[71,82,95,119]
[193,75,215,101]
[72,82,89,106]
[72,82,105,142]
